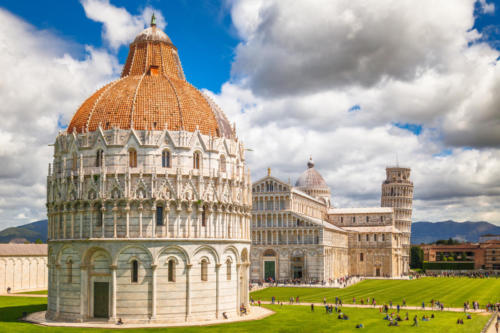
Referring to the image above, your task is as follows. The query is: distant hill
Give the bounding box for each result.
[0,220,47,243]
[411,220,500,244]
[1,219,499,245]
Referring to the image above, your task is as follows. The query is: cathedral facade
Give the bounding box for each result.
[250,159,413,282]
[46,18,251,323]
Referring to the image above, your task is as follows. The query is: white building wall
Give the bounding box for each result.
[0,256,48,293]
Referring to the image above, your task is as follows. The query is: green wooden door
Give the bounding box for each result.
[93,282,109,318]
[264,261,275,281]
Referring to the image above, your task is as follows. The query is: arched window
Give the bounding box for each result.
[201,205,207,227]
[226,259,231,280]
[95,149,103,167]
[220,155,226,172]
[156,206,164,226]
[168,259,176,282]
[360,253,364,262]
[162,150,171,168]
[96,203,103,227]
[201,259,208,281]
[366,216,369,223]
[72,152,78,172]
[193,151,201,169]
[129,148,137,168]
[67,259,73,283]
[131,260,138,283]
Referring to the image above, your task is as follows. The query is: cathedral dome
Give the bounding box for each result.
[295,157,329,188]
[67,19,233,138]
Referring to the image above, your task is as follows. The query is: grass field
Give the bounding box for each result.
[0,296,490,332]
[15,290,47,295]
[250,277,500,308]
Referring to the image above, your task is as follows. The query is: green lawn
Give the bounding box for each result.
[251,277,500,308]
[0,296,490,332]
[15,290,47,295]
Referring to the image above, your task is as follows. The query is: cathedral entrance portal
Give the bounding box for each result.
[292,264,303,279]
[376,268,381,277]
[291,255,304,280]
[264,261,275,281]
[93,282,109,318]
[263,249,277,281]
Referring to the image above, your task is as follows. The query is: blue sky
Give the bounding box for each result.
[1,0,239,92]
[0,0,500,227]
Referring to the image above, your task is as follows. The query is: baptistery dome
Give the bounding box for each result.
[67,20,233,138]
[46,16,251,325]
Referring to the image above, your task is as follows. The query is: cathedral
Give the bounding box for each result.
[250,158,413,282]
[46,17,251,323]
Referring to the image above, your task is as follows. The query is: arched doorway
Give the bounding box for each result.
[262,249,276,282]
[82,248,112,319]
[290,250,304,280]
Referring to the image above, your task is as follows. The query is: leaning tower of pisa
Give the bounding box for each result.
[381,167,414,273]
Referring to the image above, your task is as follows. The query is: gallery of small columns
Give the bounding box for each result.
[46,243,250,322]
[0,256,48,293]
[252,193,325,220]
[251,214,320,245]
[47,200,251,241]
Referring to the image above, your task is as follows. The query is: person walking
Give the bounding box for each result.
[422,301,425,309]
[412,315,418,327]
[311,303,314,312]
[495,321,499,333]
[323,297,326,305]
[397,304,400,313]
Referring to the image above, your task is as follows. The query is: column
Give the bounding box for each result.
[165,205,169,238]
[79,265,88,321]
[139,204,143,238]
[110,264,117,321]
[236,263,241,315]
[286,230,289,245]
[79,210,83,239]
[56,264,61,317]
[185,264,192,320]
[125,204,130,238]
[101,206,106,238]
[63,209,67,239]
[113,204,118,238]
[151,264,157,319]
[70,209,75,239]
[89,208,93,238]
[152,204,156,238]
[215,263,221,318]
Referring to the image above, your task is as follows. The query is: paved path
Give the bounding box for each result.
[24,306,273,328]
[0,293,47,298]
[485,312,499,333]
[258,301,487,313]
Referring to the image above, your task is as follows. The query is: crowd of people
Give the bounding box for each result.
[249,293,499,330]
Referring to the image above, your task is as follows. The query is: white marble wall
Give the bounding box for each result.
[47,241,249,323]
[0,256,47,293]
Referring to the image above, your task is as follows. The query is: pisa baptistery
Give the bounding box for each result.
[46,16,252,323]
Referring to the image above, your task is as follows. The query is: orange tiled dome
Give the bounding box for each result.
[67,21,233,138]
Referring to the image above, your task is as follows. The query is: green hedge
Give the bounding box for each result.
[423,262,475,270]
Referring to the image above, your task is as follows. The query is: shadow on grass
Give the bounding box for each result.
[0,304,47,323]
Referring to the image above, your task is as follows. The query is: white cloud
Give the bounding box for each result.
[207,0,500,224]
[0,8,120,228]
[80,0,166,50]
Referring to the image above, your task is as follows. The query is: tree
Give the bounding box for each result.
[410,246,424,269]
[34,239,43,244]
